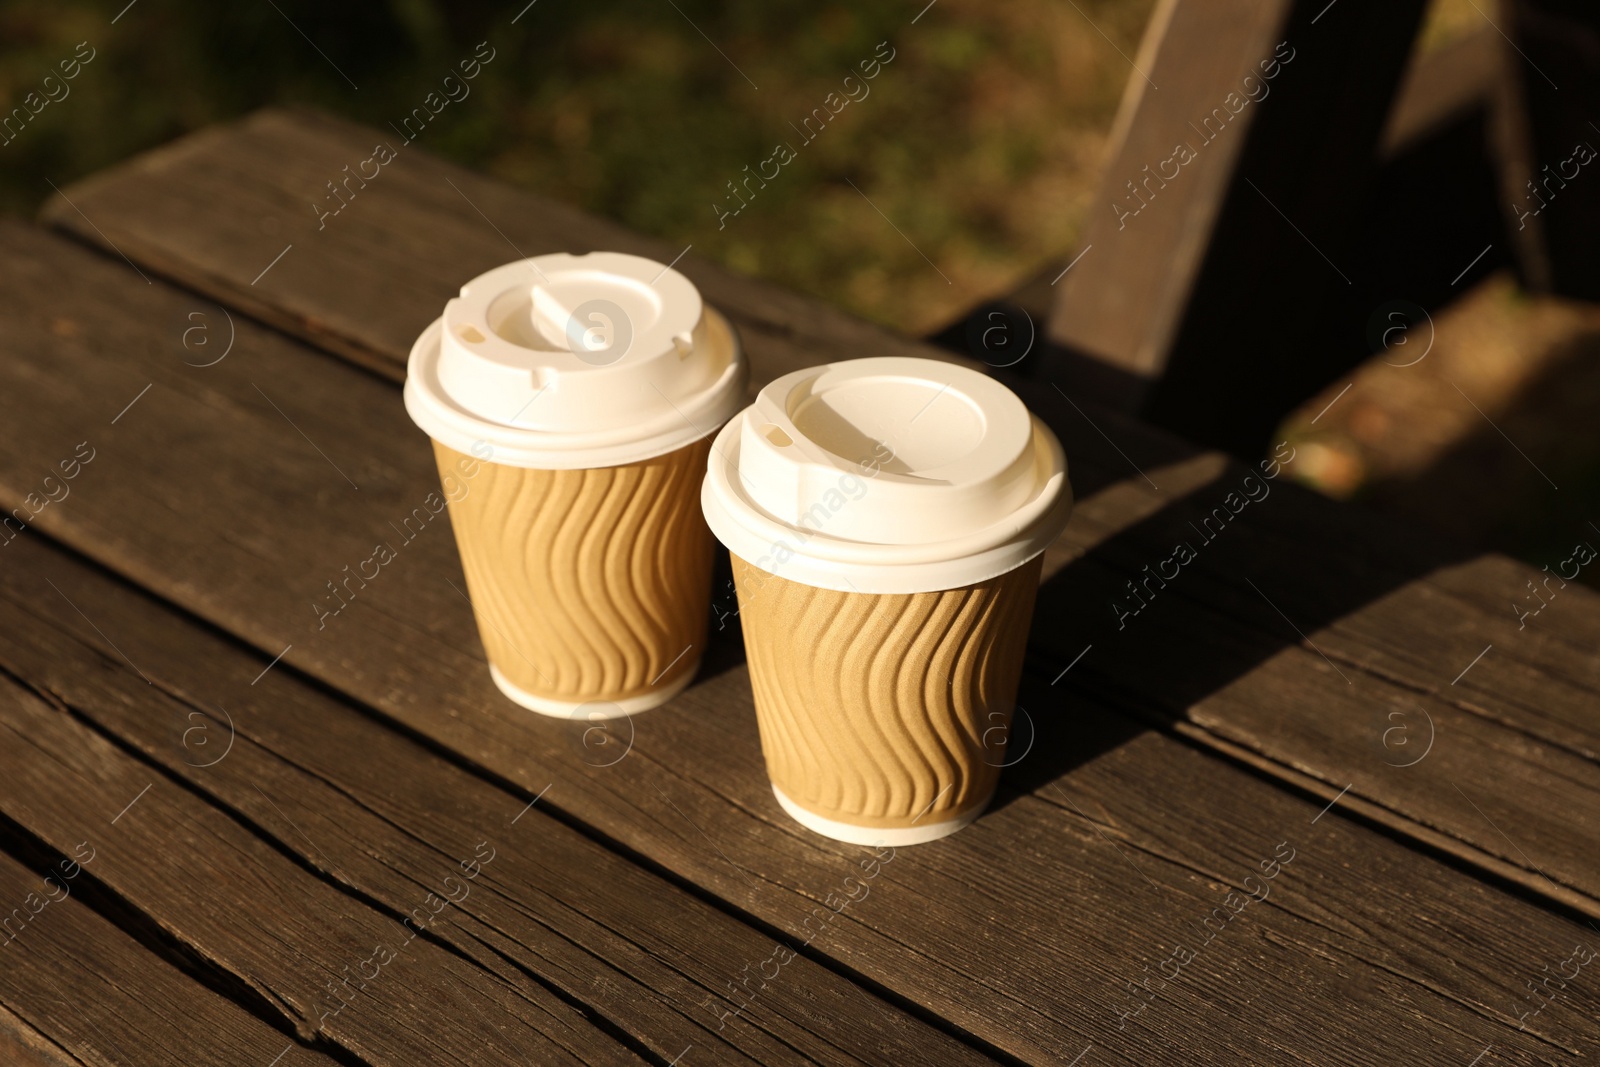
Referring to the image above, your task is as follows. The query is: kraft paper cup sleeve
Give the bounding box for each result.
[702,356,1073,843]
[404,252,746,715]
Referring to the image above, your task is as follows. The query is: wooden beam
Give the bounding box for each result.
[1495,0,1600,298]
[1044,0,1429,457]
[934,27,1510,402]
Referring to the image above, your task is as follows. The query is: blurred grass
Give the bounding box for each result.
[0,0,1475,334]
[0,0,1146,334]
[24,0,1587,571]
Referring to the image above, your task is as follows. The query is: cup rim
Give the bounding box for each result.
[405,306,747,470]
[702,359,1073,595]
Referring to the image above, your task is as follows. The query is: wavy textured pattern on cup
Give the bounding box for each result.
[733,555,1041,830]
[435,437,714,706]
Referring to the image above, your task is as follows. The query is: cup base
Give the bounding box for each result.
[489,662,698,719]
[770,783,991,846]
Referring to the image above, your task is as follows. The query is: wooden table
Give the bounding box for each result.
[1,108,1596,1066]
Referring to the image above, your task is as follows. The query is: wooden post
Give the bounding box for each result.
[1496,0,1600,299]
[1045,0,1428,458]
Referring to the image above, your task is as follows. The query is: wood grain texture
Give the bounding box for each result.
[436,437,713,706]
[0,842,340,1067]
[39,107,944,391]
[733,555,1039,828]
[0,677,635,1066]
[0,547,998,1067]
[0,1006,79,1067]
[27,109,1600,924]
[0,535,998,1067]
[1018,388,1600,919]
[0,1005,83,1067]
[2,226,1598,1064]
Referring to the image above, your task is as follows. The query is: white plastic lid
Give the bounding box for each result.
[404,252,747,469]
[701,357,1073,594]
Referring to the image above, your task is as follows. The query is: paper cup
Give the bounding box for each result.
[405,252,746,716]
[702,357,1072,843]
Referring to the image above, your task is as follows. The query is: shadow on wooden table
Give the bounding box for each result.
[1357,324,1600,576]
[692,391,1489,816]
[987,382,1483,813]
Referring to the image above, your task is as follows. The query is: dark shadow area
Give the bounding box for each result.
[1141,101,1510,461]
[1512,0,1600,301]
[1361,322,1600,573]
[696,548,751,683]
[928,30,1516,468]
[1085,0,1429,461]
[925,300,1153,415]
[990,674,1148,803]
[928,94,1513,462]
[919,34,1548,811]
[983,376,1482,809]
[1349,110,1511,312]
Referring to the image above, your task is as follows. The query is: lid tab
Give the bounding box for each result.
[405,251,746,469]
[701,357,1073,594]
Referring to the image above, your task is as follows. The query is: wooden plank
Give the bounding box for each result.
[1047,0,1292,381]
[1021,389,1600,914]
[0,538,997,1067]
[38,107,938,390]
[934,27,1509,385]
[0,842,341,1067]
[2,230,1597,1064]
[0,673,638,1065]
[0,1006,78,1067]
[1044,0,1430,457]
[28,109,1600,918]
[0,1005,81,1067]
[1031,415,1600,770]
[1496,0,1600,298]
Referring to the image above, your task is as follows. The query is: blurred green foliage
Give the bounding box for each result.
[0,0,1476,331]
[13,0,1570,571]
[0,0,1150,331]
